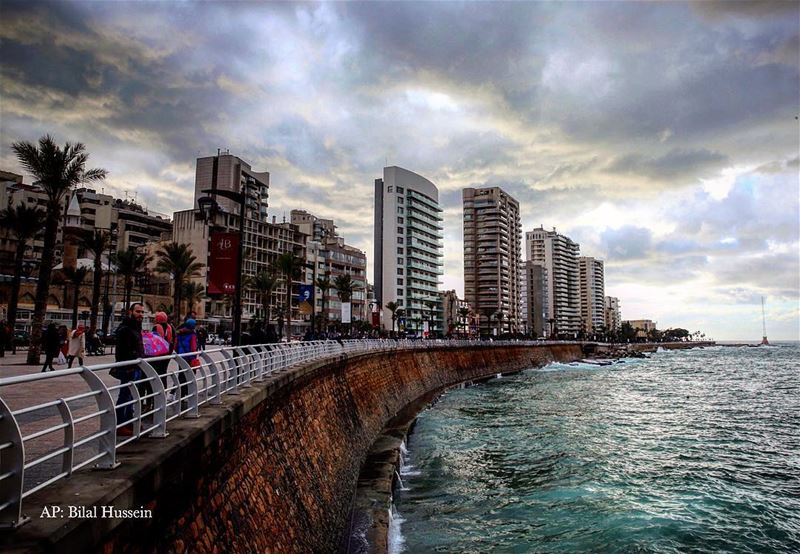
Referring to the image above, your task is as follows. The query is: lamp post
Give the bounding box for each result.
[199,187,246,346]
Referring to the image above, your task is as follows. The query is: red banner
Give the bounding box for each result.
[208,232,239,295]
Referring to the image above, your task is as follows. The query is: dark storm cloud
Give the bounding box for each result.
[605,148,728,181]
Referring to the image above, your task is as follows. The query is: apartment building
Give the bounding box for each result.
[520,261,547,337]
[463,187,521,335]
[604,296,621,331]
[374,166,443,335]
[525,226,581,337]
[579,256,605,334]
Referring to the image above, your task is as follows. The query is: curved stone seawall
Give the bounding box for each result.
[5,343,582,553]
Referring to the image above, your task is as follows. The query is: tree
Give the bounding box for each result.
[457,307,471,337]
[182,281,206,316]
[12,135,107,363]
[314,272,332,332]
[620,321,637,343]
[385,301,399,334]
[0,204,46,333]
[334,274,356,335]
[112,248,151,309]
[155,242,202,323]
[275,252,302,340]
[63,266,90,328]
[494,310,505,336]
[247,269,280,323]
[79,229,111,335]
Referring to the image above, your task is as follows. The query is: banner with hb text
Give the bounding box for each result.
[208,232,240,295]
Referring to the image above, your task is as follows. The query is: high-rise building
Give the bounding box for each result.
[579,256,605,334]
[525,226,581,337]
[520,261,547,337]
[463,187,521,335]
[374,166,443,335]
[604,296,621,331]
[194,151,269,219]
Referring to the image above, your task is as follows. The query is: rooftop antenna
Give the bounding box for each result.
[761,296,769,346]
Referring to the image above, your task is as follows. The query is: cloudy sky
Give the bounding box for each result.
[1,1,798,340]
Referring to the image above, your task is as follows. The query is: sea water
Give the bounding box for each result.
[391,343,799,552]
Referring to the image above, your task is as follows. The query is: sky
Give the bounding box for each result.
[0,1,798,340]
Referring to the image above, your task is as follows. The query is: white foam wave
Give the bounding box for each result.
[388,504,406,554]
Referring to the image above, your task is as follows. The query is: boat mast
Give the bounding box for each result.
[761,296,769,346]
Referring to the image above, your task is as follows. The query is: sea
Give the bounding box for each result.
[390,343,799,553]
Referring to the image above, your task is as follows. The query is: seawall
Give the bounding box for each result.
[3,343,582,553]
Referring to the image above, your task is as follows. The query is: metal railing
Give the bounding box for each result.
[0,338,571,528]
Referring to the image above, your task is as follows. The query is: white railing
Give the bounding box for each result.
[0,338,572,528]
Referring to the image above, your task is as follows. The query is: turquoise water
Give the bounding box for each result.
[391,344,800,553]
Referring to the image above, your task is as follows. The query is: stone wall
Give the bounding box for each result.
[5,344,582,553]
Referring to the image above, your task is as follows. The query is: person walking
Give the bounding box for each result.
[151,311,175,392]
[41,323,60,372]
[114,303,145,436]
[66,325,86,368]
[175,318,199,403]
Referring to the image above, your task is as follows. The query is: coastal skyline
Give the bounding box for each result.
[0,1,798,340]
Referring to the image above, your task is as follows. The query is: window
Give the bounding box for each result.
[397,268,404,275]
[397,257,404,265]
[397,217,404,224]
[397,226,404,234]
[398,197,404,204]
[397,247,404,254]
[397,278,404,285]
[397,187,404,193]
[397,289,404,296]
[397,300,404,306]
[387,186,393,192]
[397,207,404,214]
[397,237,404,244]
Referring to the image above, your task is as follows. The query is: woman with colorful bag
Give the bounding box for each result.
[175,318,199,402]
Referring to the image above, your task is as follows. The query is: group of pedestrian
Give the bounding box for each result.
[40,323,88,372]
[114,303,203,436]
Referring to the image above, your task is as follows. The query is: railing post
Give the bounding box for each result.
[233,348,253,387]
[55,399,75,476]
[199,352,222,404]
[174,356,199,418]
[248,346,265,381]
[0,397,29,529]
[138,360,168,436]
[79,368,119,470]
[220,349,239,394]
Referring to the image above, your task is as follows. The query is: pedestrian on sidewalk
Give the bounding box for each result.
[113,303,145,436]
[151,311,175,390]
[67,325,86,368]
[175,318,199,402]
[41,323,60,372]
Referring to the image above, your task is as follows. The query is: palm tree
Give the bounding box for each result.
[494,310,505,336]
[314,272,332,332]
[63,266,90,328]
[395,308,405,333]
[334,274,356,335]
[275,252,302,340]
[12,135,107,363]
[155,242,202,323]
[79,229,111,335]
[0,204,46,333]
[247,269,280,323]
[386,301,399,334]
[112,248,151,309]
[182,281,206,315]
[457,307,471,337]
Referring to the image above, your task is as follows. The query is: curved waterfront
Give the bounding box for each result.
[392,344,800,552]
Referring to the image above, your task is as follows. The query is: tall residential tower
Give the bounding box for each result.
[374,167,443,335]
[463,187,521,335]
[579,256,605,334]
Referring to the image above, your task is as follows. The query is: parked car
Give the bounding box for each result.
[13,330,29,346]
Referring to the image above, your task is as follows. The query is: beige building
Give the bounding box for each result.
[463,187,521,335]
[194,151,269,219]
[624,319,657,339]
[604,296,621,331]
[579,256,605,334]
[293,210,367,327]
[520,261,547,337]
[441,289,475,336]
[526,226,581,337]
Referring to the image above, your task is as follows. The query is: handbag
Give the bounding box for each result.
[56,351,66,365]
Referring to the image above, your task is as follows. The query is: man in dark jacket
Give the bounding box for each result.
[41,323,61,372]
[114,302,144,435]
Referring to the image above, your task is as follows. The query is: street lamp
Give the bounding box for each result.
[199,187,246,346]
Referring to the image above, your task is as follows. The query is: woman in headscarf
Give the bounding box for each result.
[66,325,86,368]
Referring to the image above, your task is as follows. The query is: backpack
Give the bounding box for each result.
[141,330,170,357]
